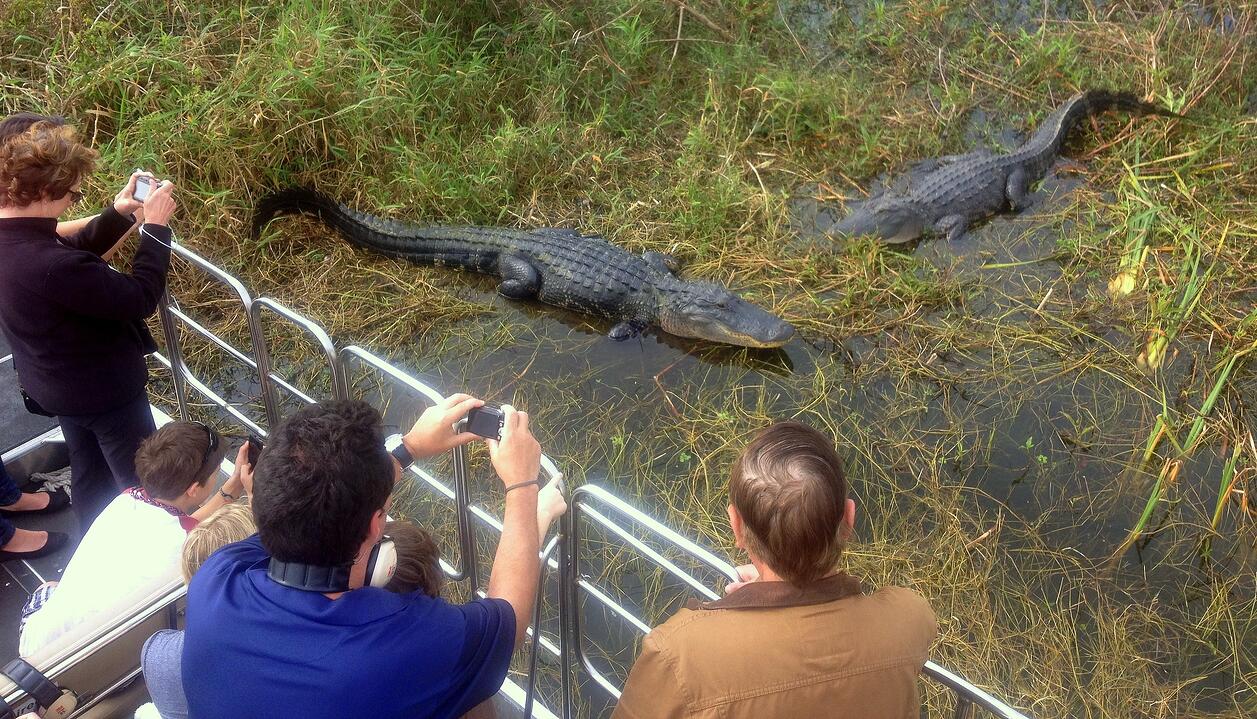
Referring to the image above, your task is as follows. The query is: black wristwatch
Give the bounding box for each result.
[390,440,415,469]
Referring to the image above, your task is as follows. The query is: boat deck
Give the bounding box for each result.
[1,331,79,661]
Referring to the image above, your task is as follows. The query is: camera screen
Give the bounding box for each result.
[133,177,153,201]
[465,407,504,440]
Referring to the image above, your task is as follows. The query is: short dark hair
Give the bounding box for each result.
[383,520,443,597]
[135,421,227,501]
[253,400,394,565]
[729,421,848,586]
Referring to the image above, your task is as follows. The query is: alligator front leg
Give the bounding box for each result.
[641,251,680,275]
[1005,168,1030,211]
[934,214,970,242]
[496,254,542,299]
[608,320,649,341]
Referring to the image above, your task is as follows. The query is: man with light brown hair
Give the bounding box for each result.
[613,421,938,719]
[18,420,252,659]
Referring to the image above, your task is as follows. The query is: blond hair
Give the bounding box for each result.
[181,502,256,584]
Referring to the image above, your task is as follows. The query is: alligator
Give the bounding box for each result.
[833,90,1180,244]
[253,188,795,348]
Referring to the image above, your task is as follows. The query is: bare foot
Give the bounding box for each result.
[1,528,50,553]
[1,492,51,512]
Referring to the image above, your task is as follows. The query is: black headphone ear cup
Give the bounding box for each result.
[365,537,397,588]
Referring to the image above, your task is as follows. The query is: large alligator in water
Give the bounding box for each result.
[253,188,794,348]
[834,90,1179,244]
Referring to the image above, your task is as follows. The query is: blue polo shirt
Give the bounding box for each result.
[181,535,515,719]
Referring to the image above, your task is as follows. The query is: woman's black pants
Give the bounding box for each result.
[57,393,156,534]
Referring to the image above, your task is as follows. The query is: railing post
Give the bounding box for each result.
[452,441,479,591]
[524,536,561,718]
[954,697,974,719]
[557,514,574,719]
[156,290,190,421]
[249,298,347,411]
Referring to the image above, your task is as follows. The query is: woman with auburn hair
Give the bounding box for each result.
[0,116,179,544]
[0,113,133,250]
[0,114,119,561]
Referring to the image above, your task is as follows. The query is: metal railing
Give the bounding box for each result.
[153,241,1032,719]
[552,486,1031,719]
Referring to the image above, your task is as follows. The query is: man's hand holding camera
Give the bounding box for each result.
[401,393,484,459]
[487,405,541,492]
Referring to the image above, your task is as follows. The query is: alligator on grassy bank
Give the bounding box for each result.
[834,90,1180,244]
[253,189,795,348]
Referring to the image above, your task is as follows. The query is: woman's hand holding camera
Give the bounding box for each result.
[113,170,176,227]
[112,170,153,216]
[139,178,176,227]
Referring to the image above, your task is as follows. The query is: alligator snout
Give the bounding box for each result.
[660,288,795,349]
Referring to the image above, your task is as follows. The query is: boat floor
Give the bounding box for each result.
[1,331,79,660]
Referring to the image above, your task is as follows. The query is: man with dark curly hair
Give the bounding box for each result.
[0,115,176,535]
[182,397,567,719]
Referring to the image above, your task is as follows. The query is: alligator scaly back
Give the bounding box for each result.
[834,90,1180,244]
[252,188,795,348]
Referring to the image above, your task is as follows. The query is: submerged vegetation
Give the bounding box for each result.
[2,1,1254,716]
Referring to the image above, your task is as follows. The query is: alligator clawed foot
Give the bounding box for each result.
[608,321,647,341]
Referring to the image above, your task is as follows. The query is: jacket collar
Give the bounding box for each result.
[688,572,865,611]
[0,216,57,237]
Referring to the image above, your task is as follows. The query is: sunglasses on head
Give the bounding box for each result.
[190,421,219,468]
[66,188,84,203]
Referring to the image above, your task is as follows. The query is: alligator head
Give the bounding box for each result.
[833,197,927,244]
[658,281,795,348]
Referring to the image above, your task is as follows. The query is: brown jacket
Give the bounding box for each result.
[611,574,938,719]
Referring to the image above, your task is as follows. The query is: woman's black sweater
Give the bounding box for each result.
[0,207,171,415]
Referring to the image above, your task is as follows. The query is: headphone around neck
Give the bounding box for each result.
[267,536,397,593]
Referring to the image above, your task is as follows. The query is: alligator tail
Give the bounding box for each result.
[252,188,507,272]
[252,187,416,258]
[1027,90,1180,159]
[251,187,343,240]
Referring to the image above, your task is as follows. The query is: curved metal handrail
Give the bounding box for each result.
[156,241,270,432]
[147,246,1031,719]
[249,297,347,405]
[556,485,741,713]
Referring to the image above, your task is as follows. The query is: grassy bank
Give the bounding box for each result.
[2,1,1255,716]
